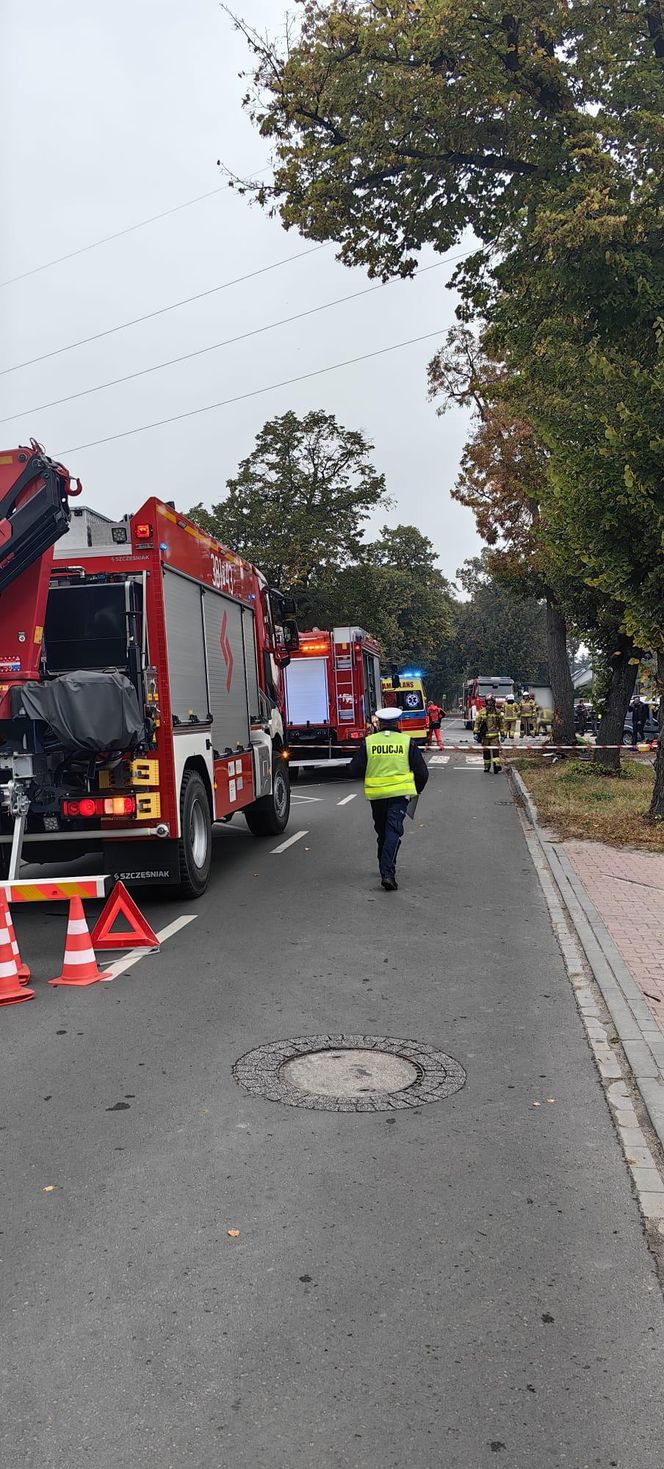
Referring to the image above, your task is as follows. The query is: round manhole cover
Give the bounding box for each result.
[283,1048,419,1097]
[233,1035,466,1112]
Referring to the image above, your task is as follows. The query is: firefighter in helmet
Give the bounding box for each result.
[350,706,429,890]
[474,695,504,773]
[520,691,536,737]
[502,695,518,739]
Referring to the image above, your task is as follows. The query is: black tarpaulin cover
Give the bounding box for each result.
[17,671,145,751]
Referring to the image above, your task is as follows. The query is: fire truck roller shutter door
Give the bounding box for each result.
[241,606,260,722]
[202,591,251,751]
[163,569,208,725]
[284,657,329,725]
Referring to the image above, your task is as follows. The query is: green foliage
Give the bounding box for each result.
[189,409,386,591]
[453,557,549,686]
[233,0,664,796]
[232,0,661,277]
[307,524,454,667]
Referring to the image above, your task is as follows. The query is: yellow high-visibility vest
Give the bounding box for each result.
[364,731,417,800]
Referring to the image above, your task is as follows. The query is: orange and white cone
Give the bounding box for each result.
[49,896,104,987]
[5,904,30,984]
[0,890,34,1005]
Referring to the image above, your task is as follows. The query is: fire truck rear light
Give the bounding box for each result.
[62,795,136,819]
[135,523,152,540]
[104,796,136,816]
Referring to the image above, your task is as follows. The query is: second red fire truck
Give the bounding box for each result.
[0,442,298,895]
[284,627,381,771]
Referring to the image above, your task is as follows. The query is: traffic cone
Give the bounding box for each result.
[0,890,34,1005]
[49,896,104,987]
[5,904,30,984]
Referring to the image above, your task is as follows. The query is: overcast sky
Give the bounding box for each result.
[0,0,479,582]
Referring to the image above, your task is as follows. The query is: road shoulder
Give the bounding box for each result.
[508,764,664,1252]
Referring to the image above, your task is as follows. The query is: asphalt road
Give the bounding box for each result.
[2,719,664,1468]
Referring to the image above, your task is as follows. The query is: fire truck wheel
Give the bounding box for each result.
[178,769,212,897]
[244,752,291,837]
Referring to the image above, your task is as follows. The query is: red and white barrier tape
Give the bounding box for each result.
[287,741,658,755]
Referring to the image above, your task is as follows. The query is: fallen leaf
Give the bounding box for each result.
[43,1185,56,1192]
[532,1102,542,1108]
[227,1228,240,1238]
[546,1097,555,1104]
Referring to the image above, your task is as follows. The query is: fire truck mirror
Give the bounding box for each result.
[283,619,299,653]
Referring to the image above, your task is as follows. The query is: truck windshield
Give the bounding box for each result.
[478,682,512,697]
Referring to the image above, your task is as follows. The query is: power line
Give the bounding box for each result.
[1,252,471,424]
[0,244,327,377]
[0,183,235,290]
[59,328,448,456]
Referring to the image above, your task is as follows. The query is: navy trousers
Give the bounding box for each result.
[371,797,409,880]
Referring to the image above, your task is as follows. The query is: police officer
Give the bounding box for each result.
[350,707,429,890]
[474,695,504,772]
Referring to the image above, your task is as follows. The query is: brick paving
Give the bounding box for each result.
[565,839,664,1032]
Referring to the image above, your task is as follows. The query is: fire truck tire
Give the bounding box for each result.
[244,752,291,837]
[178,770,213,897]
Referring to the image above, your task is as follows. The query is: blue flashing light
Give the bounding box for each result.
[400,668,424,679]
[159,542,169,552]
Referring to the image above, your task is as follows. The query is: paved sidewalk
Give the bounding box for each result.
[565,840,664,1032]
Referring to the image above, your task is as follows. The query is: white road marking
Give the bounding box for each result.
[428,755,450,765]
[271,829,308,854]
[337,793,357,806]
[100,913,198,982]
[465,755,484,765]
[291,794,323,803]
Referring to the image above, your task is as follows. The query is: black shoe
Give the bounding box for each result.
[381,876,398,891]
[483,767,491,774]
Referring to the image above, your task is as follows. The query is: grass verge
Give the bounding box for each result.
[512,756,664,850]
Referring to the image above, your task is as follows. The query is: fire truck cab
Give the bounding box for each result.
[462,675,515,728]
[284,627,381,770]
[0,444,297,896]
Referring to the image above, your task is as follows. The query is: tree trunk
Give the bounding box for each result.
[546,599,575,747]
[648,650,664,820]
[594,635,639,772]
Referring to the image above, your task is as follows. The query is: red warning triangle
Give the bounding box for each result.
[90,881,159,951]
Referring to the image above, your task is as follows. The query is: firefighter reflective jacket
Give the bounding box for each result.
[363,731,417,800]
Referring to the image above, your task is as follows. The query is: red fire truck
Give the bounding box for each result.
[462,675,515,728]
[0,442,297,895]
[284,627,381,770]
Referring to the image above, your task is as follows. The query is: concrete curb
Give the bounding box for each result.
[508,765,664,1159]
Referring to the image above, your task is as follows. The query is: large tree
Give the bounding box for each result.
[428,325,577,744]
[190,408,387,591]
[230,0,661,279]
[231,0,663,800]
[455,557,550,686]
